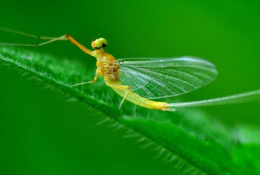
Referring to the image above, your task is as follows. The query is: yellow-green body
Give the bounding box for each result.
[93,49,169,111]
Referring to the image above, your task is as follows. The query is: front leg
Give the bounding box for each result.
[66,35,93,56]
[72,68,99,87]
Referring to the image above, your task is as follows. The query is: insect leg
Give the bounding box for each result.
[0,28,93,56]
[0,27,67,40]
[0,35,68,47]
[119,90,130,109]
[72,68,99,87]
[66,35,92,56]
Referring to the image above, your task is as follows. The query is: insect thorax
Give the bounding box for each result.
[96,54,120,82]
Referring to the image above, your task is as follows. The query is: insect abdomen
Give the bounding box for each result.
[112,88,169,111]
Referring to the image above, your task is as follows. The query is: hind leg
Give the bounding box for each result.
[118,90,130,109]
[106,82,130,108]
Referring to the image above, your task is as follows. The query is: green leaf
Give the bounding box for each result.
[1,47,260,175]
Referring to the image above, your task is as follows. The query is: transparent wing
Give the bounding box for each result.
[118,57,218,99]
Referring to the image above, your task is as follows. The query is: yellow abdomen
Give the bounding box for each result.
[111,84,169,111]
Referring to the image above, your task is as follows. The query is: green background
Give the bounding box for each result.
[0,0,260,174]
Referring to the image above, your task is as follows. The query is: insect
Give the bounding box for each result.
[1,27,260,111]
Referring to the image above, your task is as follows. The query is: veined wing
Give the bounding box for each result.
[118,57,218,99]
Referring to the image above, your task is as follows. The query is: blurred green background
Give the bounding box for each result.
[1,0,260,174]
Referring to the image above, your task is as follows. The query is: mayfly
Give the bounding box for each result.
[1,27,260,111]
